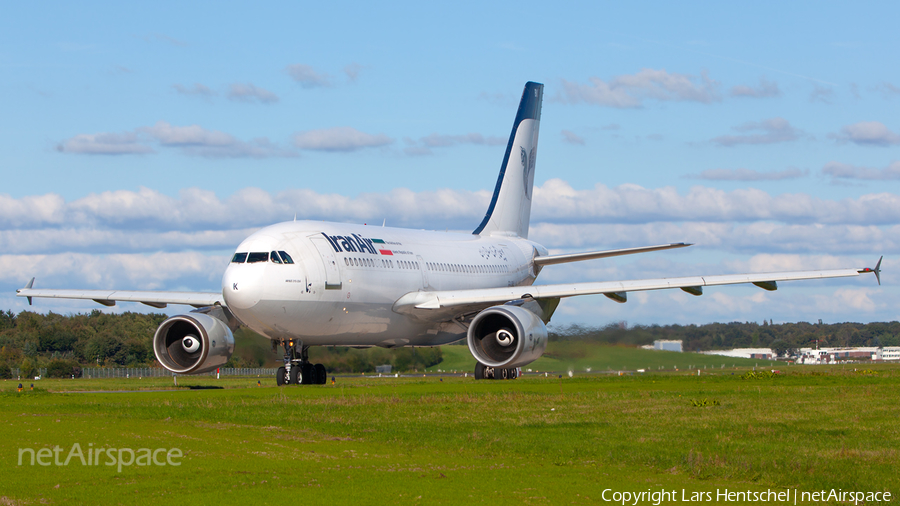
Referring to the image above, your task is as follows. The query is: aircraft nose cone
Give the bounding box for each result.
[222,264,261,310]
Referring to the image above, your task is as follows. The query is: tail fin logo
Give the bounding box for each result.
[521,147,536,199]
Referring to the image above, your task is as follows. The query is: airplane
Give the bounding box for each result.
[17,81,883,385]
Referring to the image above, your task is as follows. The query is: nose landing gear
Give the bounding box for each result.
[275,340,328,386]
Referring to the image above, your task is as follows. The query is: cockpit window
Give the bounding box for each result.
[270,251,283,264]
[247,252,268,263]
[278,250,294,264]
[231,252,248,263]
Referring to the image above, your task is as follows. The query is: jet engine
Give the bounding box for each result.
[153,309,235,374]
[467,305,548,369]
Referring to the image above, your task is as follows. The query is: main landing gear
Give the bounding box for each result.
[474,362,519,380]
[275,340,327,386]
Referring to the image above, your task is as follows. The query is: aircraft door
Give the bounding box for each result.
[309,236,343,290]
[416,255,431,289]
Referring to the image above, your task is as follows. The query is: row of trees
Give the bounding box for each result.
[0,310,442,375]
[1,310,896,375]
[548,320,900,351]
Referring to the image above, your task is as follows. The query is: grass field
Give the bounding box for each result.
[2,363,897,505]
[428,343,789,374]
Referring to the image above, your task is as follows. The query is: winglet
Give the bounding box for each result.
[21,277,35,305]
[859,256,883,285]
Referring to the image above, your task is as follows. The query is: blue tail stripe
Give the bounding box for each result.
[473,81,543,235]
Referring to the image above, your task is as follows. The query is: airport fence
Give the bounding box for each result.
[10,367,278,379]
[81,368,278,378]
[11,368,48,379]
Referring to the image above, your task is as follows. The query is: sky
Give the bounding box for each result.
[1,1,899,327]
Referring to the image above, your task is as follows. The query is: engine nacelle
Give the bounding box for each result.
[467,305,548,369]
[153,312,235,374]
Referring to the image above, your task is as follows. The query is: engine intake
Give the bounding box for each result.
[153,312,235,374]
[467,305,547,369]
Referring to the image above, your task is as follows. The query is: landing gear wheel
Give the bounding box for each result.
[507,368,518,379]
[289,366,301,385]
[276,367,287,386]
[314,363,327,384]
[474,362,497,380]
[501,368,509,380]
[299,363,313,385]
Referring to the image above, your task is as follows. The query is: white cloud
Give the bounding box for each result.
[143,33,187,47]
[143,121,235,146]
[285,64,334,88]
[227,83,279,103]
[343,63,362,82]
[559,69,720,108]
[173,83,215,97]
[528,221,898,255]
[3,180,893,325]
[293,127,393,152]
[689,167,807,181]
[561,130,585,145]
[402,132,506,155]
[0,228,255,254]
[56,132,153,155]
[58,122,294,158]
[830,121,900,146]
[6,180,900,234]
[810,85,835,104]
[876,82,900,99]
[711,118,804,146]
[822,161,900,180]
[531,179,900,226]
[0,252,225,291]
[730,78,780,98]
[418,133,505,148]
[144,121,293,158]
[4,181,900,259]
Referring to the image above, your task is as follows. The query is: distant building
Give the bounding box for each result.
[880,347,900,361]
[796,347,879,364]
[701,348,774,360]
[375,365,392,373]
[701,346,894,364]
[654,340,682,352]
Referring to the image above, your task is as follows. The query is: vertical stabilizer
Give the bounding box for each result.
[473,81,543,238]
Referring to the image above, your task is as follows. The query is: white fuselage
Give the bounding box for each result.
[221,221,547,347]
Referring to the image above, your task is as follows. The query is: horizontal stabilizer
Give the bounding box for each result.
[533,243,691,266]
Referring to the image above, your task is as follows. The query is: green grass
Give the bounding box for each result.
[428,343,789,374]
[1,365,897,505]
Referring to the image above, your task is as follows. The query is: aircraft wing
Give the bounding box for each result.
[16,279,223,308]
[394,261,881,318]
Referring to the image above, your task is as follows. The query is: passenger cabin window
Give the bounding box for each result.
[270,251,283,264]
[279,251,294,264]
[247,252,268,263]
[231,252,248,263]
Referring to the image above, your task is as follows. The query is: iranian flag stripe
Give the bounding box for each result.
[379,250,393,256]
